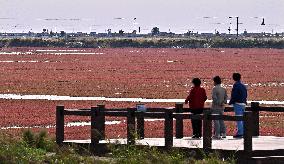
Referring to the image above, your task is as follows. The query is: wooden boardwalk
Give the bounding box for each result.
[57,104,284,162]
[64,136,284,151]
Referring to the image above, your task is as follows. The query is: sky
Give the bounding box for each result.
[0,0,284,34]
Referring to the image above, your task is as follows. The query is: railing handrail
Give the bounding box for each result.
[56,102,283,154]
[63,105,284,114]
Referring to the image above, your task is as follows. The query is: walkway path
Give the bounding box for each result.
[65,136,284,151]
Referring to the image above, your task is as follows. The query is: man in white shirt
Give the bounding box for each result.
[211,76,228,139]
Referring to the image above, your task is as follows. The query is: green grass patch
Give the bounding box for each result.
[1,37,284,48]
[0,130,235,163]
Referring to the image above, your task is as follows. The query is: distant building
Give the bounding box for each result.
[97,33,108,37]
[90,32,96,36]
[60,31,66,37]
[200,33,214,37]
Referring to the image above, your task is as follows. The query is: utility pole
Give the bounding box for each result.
[230,16,240,37]
[236,17,239,37]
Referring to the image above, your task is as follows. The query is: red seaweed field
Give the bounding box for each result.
[0,47,283,139]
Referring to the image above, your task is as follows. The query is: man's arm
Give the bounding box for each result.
[224,89,228,104]
[203,88,207,102]
[229,84,238,105]
[212,87,218,105]
[185,89,193,104]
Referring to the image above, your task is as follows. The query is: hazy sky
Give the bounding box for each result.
[1,0,284,33]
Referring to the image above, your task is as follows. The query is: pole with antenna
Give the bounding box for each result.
[236,16,239,37]
[229,16,240,37]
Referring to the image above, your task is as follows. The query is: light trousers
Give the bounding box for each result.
[211,108,226,136]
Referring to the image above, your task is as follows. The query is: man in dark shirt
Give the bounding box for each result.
[185,78,207,138]
[229,73,248,138]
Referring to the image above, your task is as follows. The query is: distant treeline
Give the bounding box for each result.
[0,38,284,49]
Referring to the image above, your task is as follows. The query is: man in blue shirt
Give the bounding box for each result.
[229,73,247,138]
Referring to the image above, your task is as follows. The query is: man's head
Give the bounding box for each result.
[192,78,201,87]
[213,76,222,85]
[232,73,241,81]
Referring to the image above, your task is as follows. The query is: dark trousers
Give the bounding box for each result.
[191,109,203,137]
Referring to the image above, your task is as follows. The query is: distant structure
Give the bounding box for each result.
[107,29,112,36]
[0,19,282,39]
[229,16,241,37]
[261,18,265,26]
[236,17,239,37]
[228,27,231,34]
[151,27,160,36]
[119,29,124,35]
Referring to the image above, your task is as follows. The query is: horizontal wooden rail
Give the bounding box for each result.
[77,108,91,110]
[62,105,284,116]
[259,107,284,112]
[188,114,204,120]
[105,108,136,111]
[142,112,166,118]
[173,113,243,121]
[104,111,128,117]
[183,106,284,112]
[146,108,175,112]
[173,113,204,120]
[64,109,91,116]
[210,114,244,121]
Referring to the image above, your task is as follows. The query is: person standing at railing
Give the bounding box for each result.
[185,78,207,139]
[211,76,228,139]
[229,73,248,138]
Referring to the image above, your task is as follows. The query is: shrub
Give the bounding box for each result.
[1,37,284,48]
[22,129,57,152]
[0,132,46,163]
[22,129,35,147]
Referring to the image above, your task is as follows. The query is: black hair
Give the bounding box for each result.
[192,78,201,86]
[232,73,241,81]
[213,76,222,84]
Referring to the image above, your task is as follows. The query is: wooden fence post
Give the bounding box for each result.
[127,108,136,145]
[97,104,106,140]
[251,102,260,136]
[91,107,100,148]
[175,103,184,139]
[165,110,173,148]
[244,111,253,154]
[203,110,212,153]
[56,105,64,145]
[136,111,145,139]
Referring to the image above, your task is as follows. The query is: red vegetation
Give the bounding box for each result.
[0,48,283,138]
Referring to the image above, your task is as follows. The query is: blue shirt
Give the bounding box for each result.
[229,81,247,105]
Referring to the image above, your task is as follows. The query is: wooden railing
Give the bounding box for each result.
[56,102,284,153]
